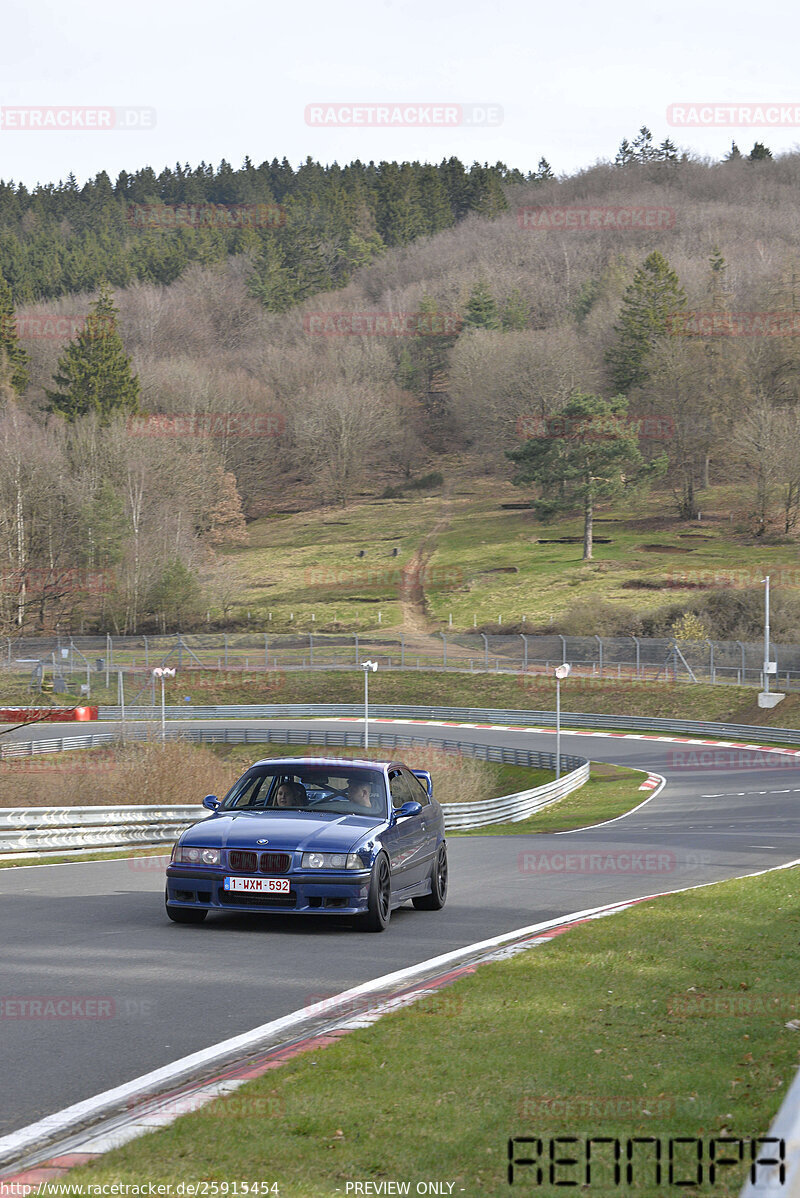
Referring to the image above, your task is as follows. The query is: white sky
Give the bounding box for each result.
[2,0,800,187]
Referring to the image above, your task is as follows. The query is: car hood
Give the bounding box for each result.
[179,810,383,853]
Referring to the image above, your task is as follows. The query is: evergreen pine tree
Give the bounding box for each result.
[724,141,742,161]
[536,157,555,181]
[749,142,773,160]
[605,251,687,393]
[507,392,664,561]
[464,280,501,330]
[78,478,127,569]
[0,274,30,398]
[396,294,460,410]
[247,234,295,310]
[631,126,658,162]
[501,289,530,331]
[146,559,202,632]
[46,284,140,423]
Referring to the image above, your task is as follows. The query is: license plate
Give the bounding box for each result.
[224,876,290,893]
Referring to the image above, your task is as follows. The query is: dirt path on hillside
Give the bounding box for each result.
[398,496,453,636]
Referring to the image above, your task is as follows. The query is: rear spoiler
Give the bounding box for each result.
[411,769,432,797]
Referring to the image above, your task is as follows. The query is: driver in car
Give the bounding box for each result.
[345,778,373,809]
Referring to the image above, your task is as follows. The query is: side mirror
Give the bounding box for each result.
[202,795,219,810]
[395,800,422,819]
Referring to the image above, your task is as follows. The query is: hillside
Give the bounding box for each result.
[3,142,800,635]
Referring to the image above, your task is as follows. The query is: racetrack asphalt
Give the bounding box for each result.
[0,716,798,1136]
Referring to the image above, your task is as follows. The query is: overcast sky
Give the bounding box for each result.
[2,0,800,187]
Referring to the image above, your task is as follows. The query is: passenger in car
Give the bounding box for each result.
[273,782,296,808]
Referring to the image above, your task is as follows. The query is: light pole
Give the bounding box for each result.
[758,576,784,708]
[152,667,176,739]
[554,662,571,780]
[763,575,771,695]
[362,660,378,749]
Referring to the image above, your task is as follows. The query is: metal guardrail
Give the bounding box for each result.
[0,821,194,854]
[442,760,590,830]
[97,702,800,746]
[0,726,589,850]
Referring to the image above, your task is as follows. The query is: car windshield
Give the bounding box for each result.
[220,765,388,816]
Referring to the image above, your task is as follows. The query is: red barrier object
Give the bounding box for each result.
[0,707,98,723]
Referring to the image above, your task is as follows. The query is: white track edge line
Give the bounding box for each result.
[554,773,667,834]
[0,900,636,1164]
[3,853,800,1171]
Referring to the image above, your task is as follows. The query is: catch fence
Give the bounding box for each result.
[2,631,797,693]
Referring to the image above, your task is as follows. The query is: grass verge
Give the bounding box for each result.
[0,846,169,870]
[6,665,800,728]
[152,668,800,728]
[58,864,800,1197]
[451,761,648,835]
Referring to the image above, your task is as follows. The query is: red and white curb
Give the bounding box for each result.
[0,898,648,1185]
[3,856,800,1191]
[2,719,799,1191]
[320,714,800,762]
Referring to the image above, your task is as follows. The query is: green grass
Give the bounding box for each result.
[194,472,800,632]
[0,846,169,869]
[145,667,800,729]
[58,864,800,1197]
[452,761,648,835]
[5,663,800,732]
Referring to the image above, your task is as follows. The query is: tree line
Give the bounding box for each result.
[0,157,520,309]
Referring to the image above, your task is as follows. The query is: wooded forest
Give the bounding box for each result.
[2,130,800,634]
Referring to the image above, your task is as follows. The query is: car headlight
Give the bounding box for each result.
[302,851,365,870]
[175,846,221,866]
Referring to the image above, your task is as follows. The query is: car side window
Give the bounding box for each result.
[402,769,429,806]
[229,773,268,808]
[389,770,412,809]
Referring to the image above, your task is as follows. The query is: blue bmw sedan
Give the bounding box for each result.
[165,757,447,932]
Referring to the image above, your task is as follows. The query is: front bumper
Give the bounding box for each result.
[165,866,372,915]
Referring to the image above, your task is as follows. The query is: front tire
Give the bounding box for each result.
[413,843,448,911]
[359,853,391,932]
